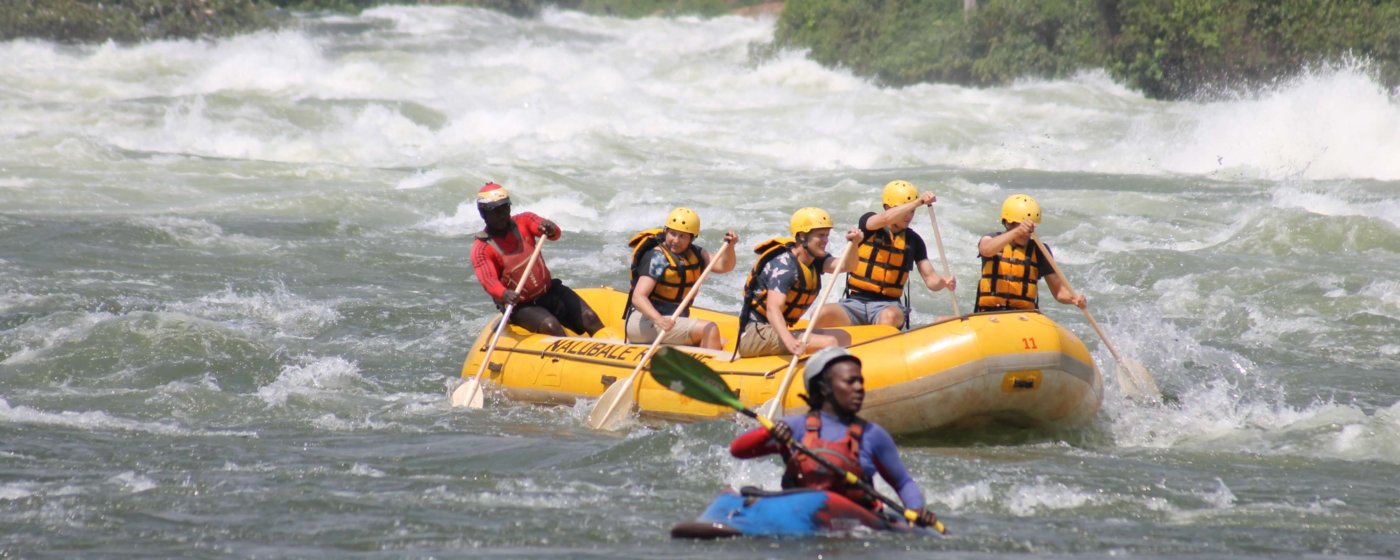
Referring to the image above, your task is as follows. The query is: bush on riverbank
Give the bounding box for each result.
[0,0,771,43]
[1103,0,1400,98]
[776,0,1400,99]
[0,0,274,43]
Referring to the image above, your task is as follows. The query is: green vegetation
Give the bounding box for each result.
[5,0,1395,100]
[0,0,274,42]
[0,0,770,43]
[1102,0,1400,98]
[776,0,1400,99]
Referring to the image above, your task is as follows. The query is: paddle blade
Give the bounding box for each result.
[649,347,744,411]
[755,397,783,421]
[449,377,485,408]
[1121,358,1162,402]
[588,376,636,431]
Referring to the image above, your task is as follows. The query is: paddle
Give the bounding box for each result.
[450,237,548,409]
[649,347,947,534]
[755,242,856,421]
[588,240,733,431]
[926,205,960,316]
[1030,233,1162,402]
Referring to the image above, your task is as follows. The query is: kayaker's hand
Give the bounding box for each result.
[767,421,793,444]
[501,289,521,306]
[915,508,938,528]
[784,338,807,356]
[944,275,956,291]
[654,316,676,333]
[844,227,863,243]
[919,191,937,206]
[540,220,559,237]
[722,230,739,245]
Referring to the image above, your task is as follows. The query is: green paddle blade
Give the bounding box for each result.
[649,347,745,411]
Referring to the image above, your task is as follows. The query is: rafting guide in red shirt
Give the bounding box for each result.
[470,183,604,337]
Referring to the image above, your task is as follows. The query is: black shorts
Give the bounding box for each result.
[509,279,592,335]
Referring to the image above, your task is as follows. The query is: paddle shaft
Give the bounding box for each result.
[925,205,960,316]
[591,240,732,426]
[762,242,856,418]
[743,409,946,534]
[462,237,548,409]
[1029,234,1129,364]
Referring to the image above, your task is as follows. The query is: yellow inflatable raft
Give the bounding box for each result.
[459,287,1102,434]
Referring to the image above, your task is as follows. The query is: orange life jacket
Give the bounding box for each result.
[743,238,821,327]
[476,220,552,304]
[781,411,873,508]
[623,228,704,318]
[846,227,911,299]
[975,240,1040,312]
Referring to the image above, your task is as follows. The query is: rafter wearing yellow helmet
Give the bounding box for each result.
[818,180,958,330]
[735,208,864,358]
[974,194,1086,313]
[623,208,739,350]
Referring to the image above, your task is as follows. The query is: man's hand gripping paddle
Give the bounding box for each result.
[649,347,947,534]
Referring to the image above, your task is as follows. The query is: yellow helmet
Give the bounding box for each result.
[789,207,834,237]
[665,207,701,236]
[1000,194,1042,224]
[882,180,918,207]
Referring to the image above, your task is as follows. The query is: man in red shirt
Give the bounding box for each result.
[471,183,603,337]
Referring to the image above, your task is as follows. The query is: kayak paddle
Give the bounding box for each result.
[649,347,947,534]
[588,240,732,431]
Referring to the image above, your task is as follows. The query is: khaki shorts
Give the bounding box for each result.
[625,313,700,345]
[737,321,802,358]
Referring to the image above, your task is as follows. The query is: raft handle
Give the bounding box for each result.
[601,375,617,386]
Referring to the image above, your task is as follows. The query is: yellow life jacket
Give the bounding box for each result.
[743,238,821,327]
[624,228,704,318]
[975,241,1041,312]
[846,227,911,299]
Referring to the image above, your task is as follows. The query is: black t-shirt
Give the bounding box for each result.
[848,212,930,302]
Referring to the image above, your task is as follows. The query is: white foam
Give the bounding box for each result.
[0,397,256,438]
[169,282,341,338]
[0,482,35,501]
[257,356,370,407]
[395,169,447,190]
[107,471,158,493]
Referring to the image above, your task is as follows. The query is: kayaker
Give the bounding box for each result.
[735,208,861,358]
[729,346,938,528]
[974,194,1086,312]
[818,180,957,329]
[623,208,739,349]
[470,182,604,336]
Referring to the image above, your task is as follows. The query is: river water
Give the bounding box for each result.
[2,6,1398,558]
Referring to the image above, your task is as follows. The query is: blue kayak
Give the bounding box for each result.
[671,487,930,538]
